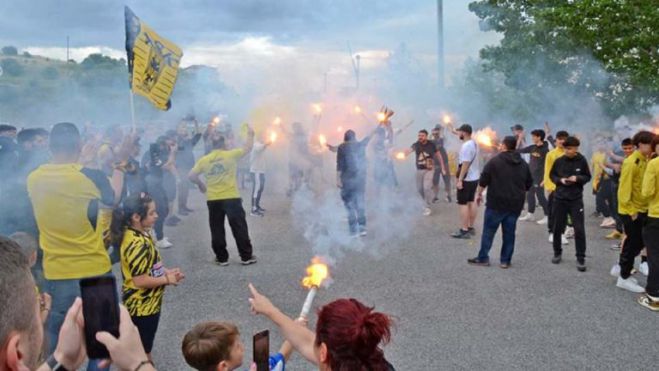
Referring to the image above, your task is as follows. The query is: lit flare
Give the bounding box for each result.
[318,134,327,146]
[269,131,278,143]
[312,103,323,115]
[395,151,406,160]
[474,127,497,148]
[273,116,282,126]
[301,257,330,289]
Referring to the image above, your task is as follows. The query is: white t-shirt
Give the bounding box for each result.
[249,142,267,173]
[459,139,480,182]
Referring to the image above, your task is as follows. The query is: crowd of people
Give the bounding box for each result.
[1,111,658,370]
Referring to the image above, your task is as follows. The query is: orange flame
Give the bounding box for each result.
[318,134,327,146]
[337,126,343,133]
[269,131,278,143]
[302,257,330,288]
[377,112,387,122]
[395,151,406,160]
[273,117,282,126]
[312,103,323,115]
[354,105,362,114]
[212,116,221,126]
[474,127,497,148]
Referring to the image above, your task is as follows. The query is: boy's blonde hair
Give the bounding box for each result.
[182,321,240,371]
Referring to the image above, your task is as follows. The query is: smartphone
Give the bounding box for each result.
[253,330,270,371]
[79,276,120,359]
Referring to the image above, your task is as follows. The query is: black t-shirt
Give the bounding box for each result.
[411,141,437,170]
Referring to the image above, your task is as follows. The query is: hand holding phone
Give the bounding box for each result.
[79,276,120,359]
[253,330,270,371]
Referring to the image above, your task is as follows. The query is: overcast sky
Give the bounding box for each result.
[0,0,499,88]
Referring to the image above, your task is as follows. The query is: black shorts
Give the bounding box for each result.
[131,312,161,353]
[457,180,478,205]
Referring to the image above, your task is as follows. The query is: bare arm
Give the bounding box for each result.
[249,284,318,364]
[188,168,207,193]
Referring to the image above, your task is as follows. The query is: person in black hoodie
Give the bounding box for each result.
[467,136,532,268]
[517,129,550,224]
[549,136,591,271]
[336,129,372,236]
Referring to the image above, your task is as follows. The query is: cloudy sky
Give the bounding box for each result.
[0,0,499,89]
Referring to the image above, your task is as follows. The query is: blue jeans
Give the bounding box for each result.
[45,273,114,371]
[477,208,519,264]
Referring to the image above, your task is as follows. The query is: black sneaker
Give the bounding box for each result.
[451,229,471,239]
[577,260,587,272]
[241,256,258,265]
[432,197,440,204]
[551,255,562,264]
[250,209,264,217]
[214,258,229,266]
[467,258,490,266]
[257,206,267,212]
[468,227,476,236]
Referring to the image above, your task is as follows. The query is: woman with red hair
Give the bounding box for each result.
[249,284,395,370]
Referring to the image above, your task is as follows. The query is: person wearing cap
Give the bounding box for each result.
[467,136,532,268]
[399,129,446,216]
[430,125,452,203]
[451,124,481,238]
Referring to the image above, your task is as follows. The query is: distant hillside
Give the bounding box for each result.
[0,50,240,127]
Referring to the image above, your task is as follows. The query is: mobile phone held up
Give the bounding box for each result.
[253,329,270,371]
[79,276,120,359]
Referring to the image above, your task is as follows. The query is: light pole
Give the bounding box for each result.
[437,0,445,89]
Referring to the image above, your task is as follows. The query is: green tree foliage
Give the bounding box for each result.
[468,0,659,118]
[1,46,18,55]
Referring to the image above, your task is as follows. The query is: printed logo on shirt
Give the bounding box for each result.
[208,162,227,177]
[151,261,165,277]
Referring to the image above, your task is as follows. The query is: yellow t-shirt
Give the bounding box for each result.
[120,228,164,317]
[618,150,648,215]
[543,147,565,192]
[642,157,659,218]
[191,148,245,201]
[27,164,113,280]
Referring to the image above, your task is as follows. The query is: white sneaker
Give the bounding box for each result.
[156,239,173,249]
[600,217,616,228]
[610,264,621,277]
[564,227,575,238]
[536,216,548,225]
[640,261,649,276]
[616,276,645,293]
[548,234,569,245]
[423,207,432,216]
[519,212,534,222]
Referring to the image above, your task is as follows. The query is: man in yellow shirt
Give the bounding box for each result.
[543,130,568,244]
[640,136,659,311]
[27,122,125,360]
[615,131,653,293]
[189,126,256,266]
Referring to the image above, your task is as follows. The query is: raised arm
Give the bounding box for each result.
[249,284,318,364]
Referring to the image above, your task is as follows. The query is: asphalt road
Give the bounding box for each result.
[143,181,659,370]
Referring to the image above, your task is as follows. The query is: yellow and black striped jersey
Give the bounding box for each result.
[120,228,164,316]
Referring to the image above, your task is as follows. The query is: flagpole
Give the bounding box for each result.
[129,90,137,132]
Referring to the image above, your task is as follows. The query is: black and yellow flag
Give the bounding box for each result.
[125,6,183,111]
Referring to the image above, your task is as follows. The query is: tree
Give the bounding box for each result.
[1,46,18,56]
[468,0,658,118]
[0,59,23,76]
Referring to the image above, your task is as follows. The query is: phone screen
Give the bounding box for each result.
[253,330,270,371]
[79,276,120,359]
